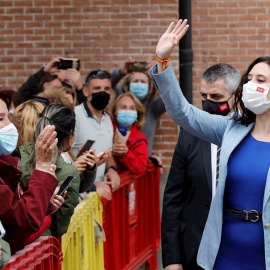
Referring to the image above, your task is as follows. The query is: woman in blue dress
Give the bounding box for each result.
[151,19,270,270]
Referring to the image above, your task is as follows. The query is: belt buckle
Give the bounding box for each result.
[245,210,259,222]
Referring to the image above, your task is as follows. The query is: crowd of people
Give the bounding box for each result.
[1,16,269,270]
[0,56,165,267]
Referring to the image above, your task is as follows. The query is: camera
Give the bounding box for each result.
[58,58,80,71]
[126,61,147,73]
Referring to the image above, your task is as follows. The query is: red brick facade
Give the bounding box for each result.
[1,0,270,173]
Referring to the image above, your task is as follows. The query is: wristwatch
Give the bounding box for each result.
[107,166,119,173]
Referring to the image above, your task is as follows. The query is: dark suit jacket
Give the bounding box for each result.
[162,129,212,269]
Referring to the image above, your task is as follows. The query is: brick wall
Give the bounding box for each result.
[192,1,270,108]
[2,0,270,173]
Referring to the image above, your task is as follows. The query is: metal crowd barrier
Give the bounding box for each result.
[61,192,104,270]
[2,162,160,270]
[103,162,161,270]
[2,236,62,270]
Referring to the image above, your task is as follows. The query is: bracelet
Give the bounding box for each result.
[156,55,171,70]
[107,165,119,173]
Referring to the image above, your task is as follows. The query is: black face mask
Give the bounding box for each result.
[89,91,110,111]
[202,99,231,116]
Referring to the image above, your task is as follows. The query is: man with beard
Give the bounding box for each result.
[72,69,120,200]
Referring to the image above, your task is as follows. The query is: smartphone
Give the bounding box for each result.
[77,140,95,158]
[58,58,80,71]
[97,148,112,159]
[118,126,127,136]
[57,176,76,196]
[126,61,147,73]
[0,220,6,239]
[96,151,105,159]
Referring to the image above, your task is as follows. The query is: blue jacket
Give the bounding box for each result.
[150,64,270,270]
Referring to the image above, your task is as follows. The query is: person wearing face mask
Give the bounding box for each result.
[111,92,148,175]
[151,19,270,270]
[0,92,60,256]
[14,97,97,190]
[72,69,120,201]
[161,63,240,270]
[111,62,165,161]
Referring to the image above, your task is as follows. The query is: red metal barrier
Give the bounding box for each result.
[103,162,161,270]
[2,236,63,270]
[2,163,160,270]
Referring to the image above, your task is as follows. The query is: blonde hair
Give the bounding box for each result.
[38,86,76,110]
[61,86,77,107]
[111,92,145,130]
[8,113,23,149]
[14,99,45,146]
[121,71,159,112]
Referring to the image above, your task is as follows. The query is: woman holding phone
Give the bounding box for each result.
[18,104,82,237]
[15,98,97,193]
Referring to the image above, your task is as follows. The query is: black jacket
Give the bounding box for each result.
[18,68,46,101]
[162,129,212,269]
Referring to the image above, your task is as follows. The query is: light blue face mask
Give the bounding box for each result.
[117,110,138,127]
[0,123,19,156]
[129,82,149,99]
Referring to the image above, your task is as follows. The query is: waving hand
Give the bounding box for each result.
[156,19,189,72]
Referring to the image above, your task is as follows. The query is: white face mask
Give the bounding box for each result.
[242,81,270,115]
[0,123,18,155]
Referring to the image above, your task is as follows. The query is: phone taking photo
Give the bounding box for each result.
[126,61,147,73]
[58,58,80,71]
[57,176,76,196]
[77,140,95,158]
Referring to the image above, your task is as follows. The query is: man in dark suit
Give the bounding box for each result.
[162,63,241,270]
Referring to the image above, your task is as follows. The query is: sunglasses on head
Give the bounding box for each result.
[33,96,50,106]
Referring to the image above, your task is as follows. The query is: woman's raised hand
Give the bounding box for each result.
[156,19,189,60]
[35,125,58,172]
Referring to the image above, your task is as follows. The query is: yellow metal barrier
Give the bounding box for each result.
[62,192,104,270]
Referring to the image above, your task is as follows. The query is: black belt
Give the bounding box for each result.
[224,205,262,223]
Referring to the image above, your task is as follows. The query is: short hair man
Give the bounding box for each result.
[72,69,120,200]
[162,63,241,270]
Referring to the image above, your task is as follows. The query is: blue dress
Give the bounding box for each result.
[213,133,270,270]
